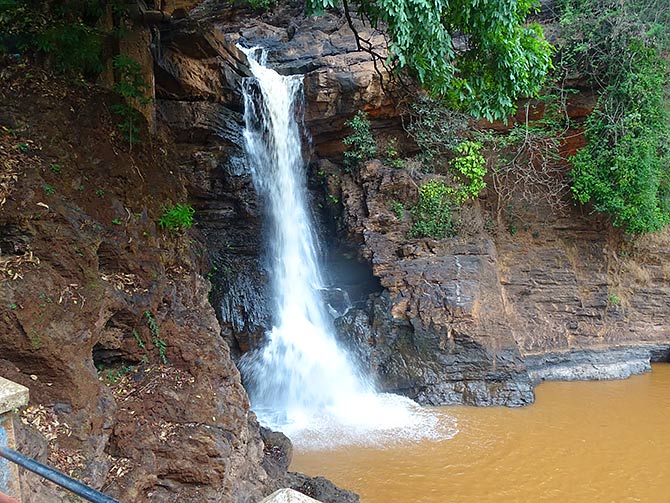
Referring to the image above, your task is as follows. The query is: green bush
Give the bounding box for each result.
[562,0,670,234]
[158,203,195,231]
[0,0,105,77]
[343,111,377,170]
[111,55,151,147]
[450,141,487,202]
[404,96,468,172]
[410,179,454,239]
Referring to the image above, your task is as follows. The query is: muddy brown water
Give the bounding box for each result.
[291,364,670,503]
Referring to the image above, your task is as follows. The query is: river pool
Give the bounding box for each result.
[291,364,670,503]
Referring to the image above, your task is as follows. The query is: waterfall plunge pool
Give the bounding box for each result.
[291,364,670,503]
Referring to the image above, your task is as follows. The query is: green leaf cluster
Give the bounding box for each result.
[111,55,151,147]
[0,0,107,77]
[306,0,553,121]
[563,0,670,234]
[404,95,468,171]
[145,311,167,365]
[450,141,486,203]
[158,203,196,232]
[343,111,377,170]
[410,179,454,239]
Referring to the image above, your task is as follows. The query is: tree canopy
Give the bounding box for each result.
[306,0,553,121]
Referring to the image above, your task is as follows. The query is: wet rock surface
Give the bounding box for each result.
[285,473,360,503]
[525,344,670,382]
[330,161,534,406]
[161,2,670,410]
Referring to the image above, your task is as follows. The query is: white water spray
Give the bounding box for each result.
[238,47,457,448]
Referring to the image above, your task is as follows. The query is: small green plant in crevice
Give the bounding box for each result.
[383,137,406,168]
[99,364,135,385]
[410,179,454,239]
[17,143,28,153]
[132,329,145,350]
[158,203,195,232]
[327,194,339,205]
[9,303,18,310]
[95,189,105,197]
[28,329,42,350]
[111,218,122,226]
[43,184,55,195]
[38,293,53,308]
[343,111,377,171]
[111,55,150,149]
[145,310,167,364]
[391,200,405,220]
[607,293,621,306]
[49,163,62,174]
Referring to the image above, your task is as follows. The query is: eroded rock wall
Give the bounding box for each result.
[144,0,670,419]
[0,63,275,502]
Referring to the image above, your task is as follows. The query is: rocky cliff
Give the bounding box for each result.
[0,19,356,503]
[162,2,670,409]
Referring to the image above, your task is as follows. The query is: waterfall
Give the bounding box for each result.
[238,47,457,448]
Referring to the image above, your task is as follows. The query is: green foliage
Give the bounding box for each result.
[383,137,405,168]
[111,218,122,225]
[111,55,151,148]
[307,0,553,121]
[101,364,134,384]
[132,329,145,350]
[36,21,102,76]
[145,311,167,365]
[247,0,277,8]
[343,111,377,170]
[450,141,487,203]
[391,201,405,219]
[562,0,670,234]
[158,203,195,231]
[404,96,469,172]
[410,179,454,239]
[43,184,55,195]
[0,0,106,77]
[49,163,62,174]
[607,293,621,306]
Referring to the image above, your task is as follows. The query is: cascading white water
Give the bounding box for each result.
[238,47,457,448]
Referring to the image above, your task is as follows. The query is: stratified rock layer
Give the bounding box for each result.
[175,3,670,406]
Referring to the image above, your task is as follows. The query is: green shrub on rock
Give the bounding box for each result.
[158,203,195,232]
[343,111,377,171]
[410,179,454,239]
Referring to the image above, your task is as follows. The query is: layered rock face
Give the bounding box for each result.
[331,160,534,406]
[166,3,670,408]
